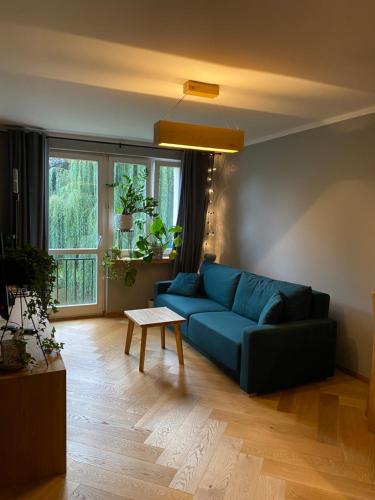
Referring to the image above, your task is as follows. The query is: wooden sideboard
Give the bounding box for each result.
[0,334,66,487]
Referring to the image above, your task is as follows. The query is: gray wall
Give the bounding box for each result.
[105,261,173,314]
[210,113,375,378]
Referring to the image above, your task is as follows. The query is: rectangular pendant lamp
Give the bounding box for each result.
[154,120,244,154]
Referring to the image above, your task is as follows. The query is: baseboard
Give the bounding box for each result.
[104,312,124,318]
[52,313,104,322]
[337,364,370,384]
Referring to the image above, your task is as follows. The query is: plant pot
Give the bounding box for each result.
[151,245,164,259]
[0,256,34,287]
[115,214,133,232]
[0,339,25,368]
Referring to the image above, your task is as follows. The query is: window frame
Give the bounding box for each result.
[48,149,106,317]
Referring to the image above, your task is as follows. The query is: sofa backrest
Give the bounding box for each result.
[200,262,242,309]
[232,272,313,322]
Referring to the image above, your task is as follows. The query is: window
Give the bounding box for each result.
[48,153,103,315]
[156,162,181,248]
[110,157,181,253]
[48,151,181,316]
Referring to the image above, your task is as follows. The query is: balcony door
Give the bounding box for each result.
[48,151,105,317]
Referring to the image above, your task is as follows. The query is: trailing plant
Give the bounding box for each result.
[103,219,182,287]
[41,327,64,353]
[3,245,59,335]
[107,171,158,217]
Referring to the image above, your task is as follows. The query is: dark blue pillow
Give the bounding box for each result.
[167,273,200,297]
[258,291,284,325]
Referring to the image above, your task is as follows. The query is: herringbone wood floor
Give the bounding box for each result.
[2,317,374,499]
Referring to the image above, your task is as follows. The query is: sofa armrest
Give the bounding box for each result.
[154,280,173,297]
[240,319,337,394]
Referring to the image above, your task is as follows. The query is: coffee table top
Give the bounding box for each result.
[124,307,186,327]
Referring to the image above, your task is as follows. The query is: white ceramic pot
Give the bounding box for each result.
[115,214,133,232]
[151,244,164,259]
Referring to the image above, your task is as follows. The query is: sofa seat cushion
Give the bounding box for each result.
[188,311,257,372]
[155,294,227,323]
[233,272,312,322]
[200,262,242,308]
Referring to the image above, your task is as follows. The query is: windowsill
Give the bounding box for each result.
[114,256,174,265]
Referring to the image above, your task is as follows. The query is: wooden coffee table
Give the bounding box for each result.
[124,307,186,372]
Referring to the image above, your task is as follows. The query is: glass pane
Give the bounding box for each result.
[113,162,147,251]
[158,165,180,247]
[53,254,97,306]
[49,157,98,249]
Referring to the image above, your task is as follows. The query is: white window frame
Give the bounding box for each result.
[48,150,106,318]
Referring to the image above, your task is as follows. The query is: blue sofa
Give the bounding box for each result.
[154,262,337,394]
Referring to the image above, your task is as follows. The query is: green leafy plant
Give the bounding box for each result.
[1,329,37,368]
[2,245,59,336]
[107,171,158,217]
[104,172,183,287]
[103,219,183,287]
[41,327,64,353]
[133,217,183,261]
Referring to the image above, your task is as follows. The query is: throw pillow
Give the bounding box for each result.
[258,291,284,325]
[167,273,200,297]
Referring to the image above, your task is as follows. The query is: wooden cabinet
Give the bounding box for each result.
[0,337,66,486]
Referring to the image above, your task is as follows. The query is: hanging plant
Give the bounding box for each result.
[0,245,59,369]
[107,171,158,231]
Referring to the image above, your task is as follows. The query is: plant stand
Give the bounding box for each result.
[0,286,48,367]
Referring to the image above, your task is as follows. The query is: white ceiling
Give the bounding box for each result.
[0,0,374,145]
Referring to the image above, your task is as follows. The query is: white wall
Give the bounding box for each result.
[209,113,375,378]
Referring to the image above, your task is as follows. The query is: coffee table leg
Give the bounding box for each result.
[175,323,184,365]
[125,320,135,354]
[139,327,148,372]
[161,326,166,349]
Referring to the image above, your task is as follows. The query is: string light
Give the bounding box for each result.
[204,155,217,250]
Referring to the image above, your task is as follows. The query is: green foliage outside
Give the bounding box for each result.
[48,158,181,302]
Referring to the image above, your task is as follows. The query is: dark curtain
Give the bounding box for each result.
[8,129,48,250]
[173,151,213,275]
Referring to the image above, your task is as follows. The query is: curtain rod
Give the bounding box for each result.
[0,129,218,154]
[0,129,173,151]
[47,135,182,152]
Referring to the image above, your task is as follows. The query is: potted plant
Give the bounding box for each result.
[0,245,59,368]
[134,217,182,261]
[41,327,64,354]
[107,172,158,232]
[0,328,36,370]
[103,219,182,287]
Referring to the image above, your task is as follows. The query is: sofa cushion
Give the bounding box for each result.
[155,293,227,323]
[232,272,312,322]
[200,262,242,309]
[258,291,284,325]
[188,311,256,372]
[167,273,200,297]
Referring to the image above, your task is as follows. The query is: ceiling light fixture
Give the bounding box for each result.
[154,80,244,154]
